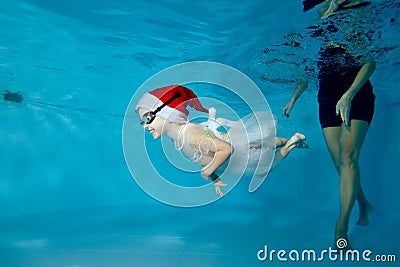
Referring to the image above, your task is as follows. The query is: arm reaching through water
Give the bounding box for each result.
[282,81,309,118]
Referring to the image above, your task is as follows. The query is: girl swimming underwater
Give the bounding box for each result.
[136,85,308,197]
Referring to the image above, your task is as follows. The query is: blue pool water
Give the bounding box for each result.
[1,0,399,266]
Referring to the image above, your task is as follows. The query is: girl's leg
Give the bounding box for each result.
[274,137,288,149]
[269,137,288,172]
[269,134,307,172]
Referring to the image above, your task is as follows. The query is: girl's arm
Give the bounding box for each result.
[200,137,232,180]
[200,137,231,197]
[336,61,376,125]
[186,125,232,197]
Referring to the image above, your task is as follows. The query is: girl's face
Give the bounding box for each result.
[138,108,166,139]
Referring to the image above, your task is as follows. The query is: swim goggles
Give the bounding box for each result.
[140,91,181,125]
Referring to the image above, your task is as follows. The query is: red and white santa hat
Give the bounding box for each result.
[135,85,209,123]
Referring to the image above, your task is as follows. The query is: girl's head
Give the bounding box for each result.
[135,85,209,138]
[137,107,167,139]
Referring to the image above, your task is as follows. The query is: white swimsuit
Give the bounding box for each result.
[175,110,276,178]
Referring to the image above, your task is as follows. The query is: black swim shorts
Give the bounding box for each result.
[318,82,375,128]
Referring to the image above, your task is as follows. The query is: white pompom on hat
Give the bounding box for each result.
[135,85,209,123]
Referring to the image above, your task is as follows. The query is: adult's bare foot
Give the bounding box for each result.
[356,202,373,226]
[335,222,351,250]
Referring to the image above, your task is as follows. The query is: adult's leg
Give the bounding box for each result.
[322,126,341,169]
[322,125,372,228]
[335,120,370,242]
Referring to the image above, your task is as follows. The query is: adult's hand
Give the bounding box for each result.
[336,95,352,126]
[282,101,294,118]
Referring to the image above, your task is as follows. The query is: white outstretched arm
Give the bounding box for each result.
[216,118,236,127]
[204,107,236,128]
[200,107,234,142]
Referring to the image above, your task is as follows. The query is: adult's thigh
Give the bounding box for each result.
[322,126,341,169]
[340,120,370,162]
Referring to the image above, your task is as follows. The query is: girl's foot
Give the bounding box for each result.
[294,133,309,148]
[279,133,308,157]
[286,133,309,148]
[287,133,306,146]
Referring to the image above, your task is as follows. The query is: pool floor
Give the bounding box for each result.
[1,202,398,267]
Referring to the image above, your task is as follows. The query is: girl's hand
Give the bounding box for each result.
[213,179,228,197]
[336,95,352,126]
[200,170,227,197]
